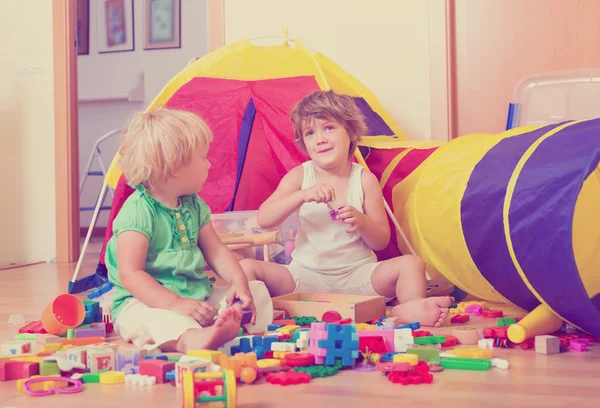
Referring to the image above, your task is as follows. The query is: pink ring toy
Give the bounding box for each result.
[24,376,83,397]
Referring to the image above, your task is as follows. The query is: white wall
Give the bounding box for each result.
[224,0,433,141]
[78,0,209,227]
[0,1,56,266]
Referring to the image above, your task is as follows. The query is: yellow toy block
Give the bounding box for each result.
[187,350,223,365]
[392,353,418,366]
[41,343,63,353]
[257,359,280,369]
[446,347,493,359]
[276,325,300,336]
[354,323,377,331]
[16,375,68,392]
[273,351,293,359]
[10,355,43,363]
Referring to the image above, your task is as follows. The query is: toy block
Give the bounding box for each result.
[478,339,495,350]
[36,334,60,345]
[87,342,118,351]
[75,327,106,338]
[318,324,359,367]
[535,335,560,355]
[357,329,395,352]
[40,343,63,353]
[406,347,439,362]
[465,304,483,315]
[139,359,175,384]
[397,322,420,330]
[392,353,418,366]
[451,347,493,359]
[0,360,39,381]
[266,370,311,385]
[40,361,61,376]
[229,352,258,378]
[271,342,295,352]
[187,350,224,365]
[175,358,210,388]
[1,340,34,357]
[116,350,142,371]
[296,331,309,351]
[15,333,36,341]
[354,323,376,331]
[268,323,284,331]
[87,348,115,372]
[60,336,105,347]
[18,320,47,334]
[569,339,589,352]
[276,325,301,336]
[440,335,458,348]
[358,335,387,354]
[125,373,156,385]
[273,319,296,326]
[451,314,470,324]
[414,336,446,345]
[308,322,329,364]
[482,310,503,318]
[67,347,89,369]
[491,358,509,369]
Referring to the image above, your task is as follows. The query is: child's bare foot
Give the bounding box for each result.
[391,297,452,327]
[175,304,243,352]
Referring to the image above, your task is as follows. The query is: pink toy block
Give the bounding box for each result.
[18,320,47,334]
[308,322,328,364]
[357,330,395,352]
[0,361,39,381]
[465,305,483,316]
[139,359,175,384]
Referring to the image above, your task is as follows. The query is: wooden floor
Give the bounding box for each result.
[1,239,600,408]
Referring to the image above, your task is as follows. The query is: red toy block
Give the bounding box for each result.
[482,310,504,318]
[278,334,292,341]
[18,320,47,334]
[483,327,508,339]
[284,352,315,367]
[519,338,536,350]
[412,330,431,338]
[273,319,296,326]
[440,335,458,347]
[266,371,311,386]
[359,336,388,354]
[333,318,353,325]
[451,315,470,324]
[139,359,175,384]
[388,368,433,385]
[0,361,39,381]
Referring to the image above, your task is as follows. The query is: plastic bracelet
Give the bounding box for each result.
[23,376,83,397]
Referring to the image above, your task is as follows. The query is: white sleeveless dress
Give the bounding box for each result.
[285,161,382,295]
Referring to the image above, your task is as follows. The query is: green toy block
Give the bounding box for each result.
[40,361,61,376]
[439,358,491,371]
[82,370,108,383]
[15,333,36,340]
[67,329,74,339]
[406,347,439,362]
[414,335,446,345]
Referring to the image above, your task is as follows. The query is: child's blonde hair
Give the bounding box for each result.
[290,90,366,158]
[119,107,213,189]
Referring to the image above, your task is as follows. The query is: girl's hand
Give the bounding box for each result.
[301,183,335,204]
[337,205,366,233]
[226,283,256,324]
[168,297,218,327]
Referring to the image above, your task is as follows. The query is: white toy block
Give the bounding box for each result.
[270,342,295,352]
[296,331,309,351]
[535,335,560,355]
[491,358,509,370]
[88,342,119,351]
[36,334,60,345]
[87,348,115,372]
[478,339,494,350]
[126,374,156,386]
[175,359,211,388]
[1,340,34,356]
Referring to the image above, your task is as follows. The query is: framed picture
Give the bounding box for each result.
[144,0,181,50]
[76,0,89,55]
[96,0,135,53]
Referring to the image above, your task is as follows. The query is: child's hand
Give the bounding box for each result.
[337,206,366,233]
[226,283,256,325]
[168,297,218,326]
[301,183,335,204]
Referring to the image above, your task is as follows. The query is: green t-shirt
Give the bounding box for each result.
[106,185,212,320]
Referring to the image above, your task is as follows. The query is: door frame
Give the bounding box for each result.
[52,0,226,263]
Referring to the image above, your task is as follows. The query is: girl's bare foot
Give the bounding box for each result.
[391,297,452,327]
[174,304,243,353]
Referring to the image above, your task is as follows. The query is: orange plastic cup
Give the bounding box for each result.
[42,294,85,336]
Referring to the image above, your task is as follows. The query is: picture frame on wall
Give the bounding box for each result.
[96,0,135,53]
[77,0,90,55]
[143,0,181,50]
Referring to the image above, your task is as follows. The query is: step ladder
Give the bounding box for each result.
[79,129,121,213]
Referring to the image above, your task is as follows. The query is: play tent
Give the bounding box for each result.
[72,37,600,341]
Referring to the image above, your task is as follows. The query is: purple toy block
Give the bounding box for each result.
[74,327,106,338]
[233,299,253,324]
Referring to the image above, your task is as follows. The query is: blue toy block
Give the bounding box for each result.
[381,352,400,362]
[267,323,284,331]
[251,336,263,348]
[230,345,241,355]
[398,322,420,330]
[252,346,265,359]
[263,336,277,351]
[165,370,176,381]
[239,338,252,353]
[318,324,359,367]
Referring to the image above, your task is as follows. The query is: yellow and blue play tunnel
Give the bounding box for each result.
[366,119,600,340]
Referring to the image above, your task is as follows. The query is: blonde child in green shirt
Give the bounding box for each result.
[106,108,268,352]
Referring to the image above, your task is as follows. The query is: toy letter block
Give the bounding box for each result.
[1,340,33,357]
[175,358,210,388]
[139,359,175,384]
[535,335,560,355]
[36,334,60,345]
[87,348,115,372]
[67,347,89,369]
